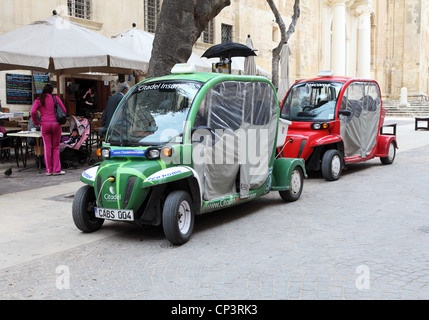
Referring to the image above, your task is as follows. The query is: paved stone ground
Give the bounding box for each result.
[0,149,97,195]
[0,118,428,301]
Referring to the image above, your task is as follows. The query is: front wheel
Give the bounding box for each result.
[72,185,104,233]
[321,149,343,181]
[162,191,195,245]
[380,141,396,165]
[279,166,304,202]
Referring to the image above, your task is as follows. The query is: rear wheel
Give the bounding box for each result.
[62,160,72,169]
[380,141,396,165]
[162,191,195,245]
[321,149,343,181]
[72,185,104,232]
[279,166,304,202]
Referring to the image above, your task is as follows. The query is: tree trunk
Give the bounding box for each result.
[267,0,300,91]
[147,0,231,78]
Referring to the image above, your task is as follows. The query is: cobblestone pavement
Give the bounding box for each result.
[0,150,97,195]
[0,118,428,300]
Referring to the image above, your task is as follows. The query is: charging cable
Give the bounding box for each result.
[97,176,115,207]
[276,139,293,159]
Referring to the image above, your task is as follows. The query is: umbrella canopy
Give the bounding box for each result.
[202,42,257,59]
[243,35,257,75]
[112,26,153,62]
[204,56,271,79]
[0,12,146,74]
[112,25,211,73]
[277,43,292,102]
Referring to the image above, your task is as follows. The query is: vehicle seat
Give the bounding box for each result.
[316,93,329,107]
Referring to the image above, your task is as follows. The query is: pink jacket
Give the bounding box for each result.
[31,94,67,126]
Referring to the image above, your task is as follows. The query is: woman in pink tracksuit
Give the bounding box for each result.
[31,84,67,176]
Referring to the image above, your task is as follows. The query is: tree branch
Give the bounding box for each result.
[267,0,300,90]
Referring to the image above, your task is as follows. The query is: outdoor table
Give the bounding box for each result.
[415,117,429,130]
[4,127,22,133]
[0,113,13,120]
[7,131,70,173]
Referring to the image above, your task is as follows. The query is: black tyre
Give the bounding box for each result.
[62,160,71,169]
[321,149,343,181]
[72,185,104,232]
[162,191,195,245]
[279,166,304,202]
[380,141,396,165]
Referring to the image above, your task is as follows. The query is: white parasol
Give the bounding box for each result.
[0,12,146,75]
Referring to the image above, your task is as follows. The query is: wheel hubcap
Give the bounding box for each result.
[290,170,302,195]
[331,155,341,177]
[178,200,191,234]
[388,143,395,160]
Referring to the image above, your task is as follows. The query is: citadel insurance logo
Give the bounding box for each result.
[104,186,121,202]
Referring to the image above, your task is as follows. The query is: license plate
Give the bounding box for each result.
[95,208,134,221]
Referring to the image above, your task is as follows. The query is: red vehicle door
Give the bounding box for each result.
[338,81,382,163]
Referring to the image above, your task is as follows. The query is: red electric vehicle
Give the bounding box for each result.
[278,73,398,181]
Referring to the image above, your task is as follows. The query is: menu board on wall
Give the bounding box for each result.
[33,72,50,94]
[5,73,33,105]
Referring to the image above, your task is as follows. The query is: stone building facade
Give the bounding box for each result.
[0,0,428,112]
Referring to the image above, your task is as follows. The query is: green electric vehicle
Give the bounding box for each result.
[72,64,306,245]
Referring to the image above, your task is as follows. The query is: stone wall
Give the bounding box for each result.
[1,0,429,112]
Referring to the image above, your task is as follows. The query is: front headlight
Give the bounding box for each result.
[101,148,111,159]
[312,123,322,130]
[311,122,330,130]
[146,148,161,160]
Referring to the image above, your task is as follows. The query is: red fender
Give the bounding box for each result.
[309,135,343,148]
[375,135,398,157]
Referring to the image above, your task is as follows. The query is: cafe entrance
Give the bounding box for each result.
[64,78,110,117]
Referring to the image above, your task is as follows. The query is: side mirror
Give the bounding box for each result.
[338,110,352,117]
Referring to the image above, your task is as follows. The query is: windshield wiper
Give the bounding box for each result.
[297,112,317,117]
[137,141,166,147]
[110,139,136,147]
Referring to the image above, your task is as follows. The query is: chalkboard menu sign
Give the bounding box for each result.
[33,72,50,94]
[6,73,33,105]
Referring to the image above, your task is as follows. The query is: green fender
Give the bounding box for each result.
[141,166,196,189]
[80,165,100,187]
[271,158,307,191]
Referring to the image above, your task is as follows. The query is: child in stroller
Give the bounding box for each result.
[60,116,96,168]
[61,128,80,150]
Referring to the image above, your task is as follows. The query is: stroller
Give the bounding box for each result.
[60,116,96,169]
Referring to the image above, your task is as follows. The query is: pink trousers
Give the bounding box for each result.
[41,123,63,174]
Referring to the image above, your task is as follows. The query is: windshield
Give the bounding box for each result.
[280,81,343,121]
[107,80,203,146]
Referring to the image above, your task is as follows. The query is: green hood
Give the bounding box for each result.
[93,157,168,211]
